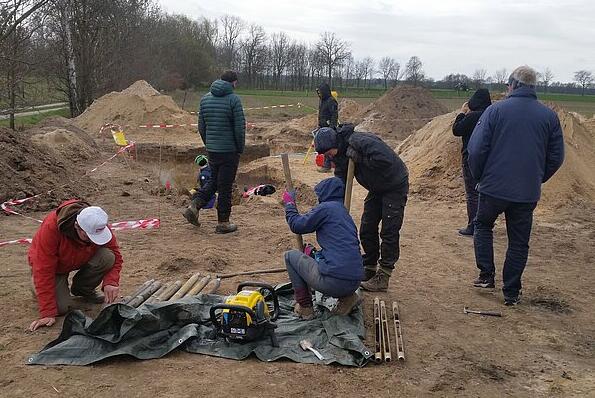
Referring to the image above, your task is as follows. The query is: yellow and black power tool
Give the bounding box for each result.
[210,282,280,347]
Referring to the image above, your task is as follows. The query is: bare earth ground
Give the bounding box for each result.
[1,146,594,397]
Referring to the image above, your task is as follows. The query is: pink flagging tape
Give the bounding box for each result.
[0,218,160,248]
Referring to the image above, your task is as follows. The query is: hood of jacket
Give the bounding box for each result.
[56,199,90,242]
[314,177,345,203]
[468,88,492,111]
[508,85,538,100]
[317,82,331,100]
[210,79,234,97]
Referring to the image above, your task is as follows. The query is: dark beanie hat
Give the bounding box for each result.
[314,127,338,153]
[221,70,238,82]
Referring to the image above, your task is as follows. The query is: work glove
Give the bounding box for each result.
[282,190,296,206]
[346,146,362,163]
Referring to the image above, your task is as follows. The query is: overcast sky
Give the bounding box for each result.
[158,0,594,82]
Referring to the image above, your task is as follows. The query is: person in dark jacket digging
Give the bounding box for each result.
[315,125,409,292]
[283,177,363,319]
[183,70,246,234]
[468,65,564,305]
[452,88,492,236]
[316,83,338,173]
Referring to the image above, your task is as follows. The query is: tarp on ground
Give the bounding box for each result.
[27,292,372,367]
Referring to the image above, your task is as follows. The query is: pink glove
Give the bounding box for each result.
[282,190,296,205]
[304,243,315,257]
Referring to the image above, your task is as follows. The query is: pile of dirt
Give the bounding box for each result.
[74,80,194,135]
[398,107,595,210]
[0,127,97,210]
[339,99,364,123]
[356,85,448,145]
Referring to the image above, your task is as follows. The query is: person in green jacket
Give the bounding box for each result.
[183,70,246,233]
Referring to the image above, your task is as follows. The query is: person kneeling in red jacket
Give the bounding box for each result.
[28,200,123,331]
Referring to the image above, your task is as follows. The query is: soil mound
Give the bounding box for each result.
[0,127,96,210]
[398,107,595,210]
[74,80,194,135]
[356,85,448,144]
[339,99,364,123]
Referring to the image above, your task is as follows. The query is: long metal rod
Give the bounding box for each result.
[380,300,392,362]
[344,158,355,211]
[393,301,405,361]
[217,267,286,279]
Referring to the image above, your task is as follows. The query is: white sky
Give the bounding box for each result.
[158,0,595,83]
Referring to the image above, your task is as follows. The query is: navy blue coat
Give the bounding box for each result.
[467,86,565,203]
[285,177,363,281]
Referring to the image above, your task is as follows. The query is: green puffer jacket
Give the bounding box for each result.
[198,79,246,153]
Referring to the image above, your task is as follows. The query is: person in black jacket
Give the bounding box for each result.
[452,88,491,236]
[316,83,338,172]
[314,125,409,292]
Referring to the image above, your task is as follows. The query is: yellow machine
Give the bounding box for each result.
[210,282,279,346]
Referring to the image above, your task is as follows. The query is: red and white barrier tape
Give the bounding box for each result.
[188,103,302,115]
[0,218,160,248]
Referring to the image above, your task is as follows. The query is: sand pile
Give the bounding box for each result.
[74,80,194,135]
[356,85,448,144]
[398,107,595,210]
[0,127,96,210]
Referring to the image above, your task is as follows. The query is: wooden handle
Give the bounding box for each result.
[344,158,355,211]
[281,153,304,250]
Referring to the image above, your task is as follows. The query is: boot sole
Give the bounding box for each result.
[182,209,200,226]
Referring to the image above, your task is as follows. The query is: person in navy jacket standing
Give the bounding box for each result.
[467,65,564,305]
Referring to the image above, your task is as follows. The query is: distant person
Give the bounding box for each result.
[452,88,492,236]
[315,125,409,292]
[28,200,123,331]
[183,70,246,234]
[468,65,564,305]
[316,83,338,173]
[283,177,363,319]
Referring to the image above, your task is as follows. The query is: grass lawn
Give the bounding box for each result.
[0,108,70,128]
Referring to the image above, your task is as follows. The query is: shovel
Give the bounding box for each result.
[299,339,325,361]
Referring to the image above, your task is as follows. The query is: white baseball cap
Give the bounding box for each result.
[76,206,112,245]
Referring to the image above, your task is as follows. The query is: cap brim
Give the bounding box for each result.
[87,228,112,245]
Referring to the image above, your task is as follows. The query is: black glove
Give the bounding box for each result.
[346,146,362,163]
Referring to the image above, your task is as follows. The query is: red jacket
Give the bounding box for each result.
[28,200,123,317]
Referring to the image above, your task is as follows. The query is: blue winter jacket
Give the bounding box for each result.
[285,177,363,281]
[467,86,565,203]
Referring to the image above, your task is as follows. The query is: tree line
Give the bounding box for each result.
[1,1,594,129]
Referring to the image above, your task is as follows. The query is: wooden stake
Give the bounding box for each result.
[170,272,201,301]
[344,158,355,211]
[281,153,304,250]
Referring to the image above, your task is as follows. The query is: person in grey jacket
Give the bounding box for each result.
[467,65,564,305]
[183,70,245,234]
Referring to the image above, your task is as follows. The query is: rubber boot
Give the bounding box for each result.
[183,199,201,226]
[361,268,391,292]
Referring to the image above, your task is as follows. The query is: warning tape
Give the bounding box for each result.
[1,140,136,222]
[0,218,160,248]
[188,103,302,115]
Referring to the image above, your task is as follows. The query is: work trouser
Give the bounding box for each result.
[473,193,537,299]
[462,156,479,230]
[360,181,408,274]
[284,250,360,307]
[31,248,115,315]
[193,152,240,222]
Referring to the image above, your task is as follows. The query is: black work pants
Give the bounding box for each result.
[474,193,537,299]
[462,156,479,230]
[360,181,408,271]
[194,152,240,222]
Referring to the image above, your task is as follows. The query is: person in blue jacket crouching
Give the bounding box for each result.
[282,177,364,320]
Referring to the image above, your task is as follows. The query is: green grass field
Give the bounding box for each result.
[0,108,69,128]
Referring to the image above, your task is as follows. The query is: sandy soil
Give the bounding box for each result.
[1,150,594,397]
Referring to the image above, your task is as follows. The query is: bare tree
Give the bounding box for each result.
[405,56,424,86]
[240,24,267,87]
[315,32,351,86]
[379,56,397,89]
[361,57,374,89]
[219,14,243,69]
[0,0,49,43]
[354,58,367,88]
[287,42,308,90]
[472,68,487,88]
[493,68,507,85]
[574,70,594,96]
[540,68,554,93]
[270,32,289,90]
[389,61,401,86]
